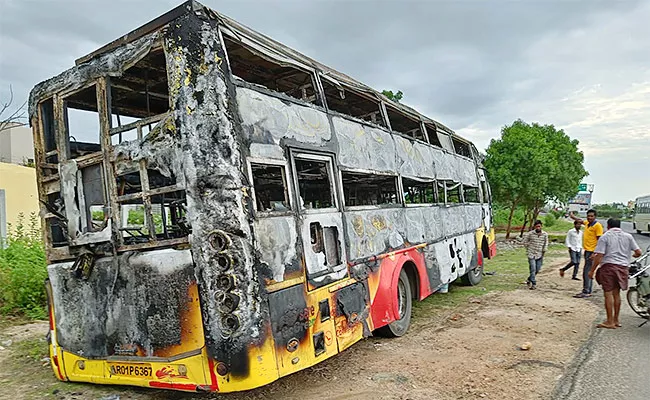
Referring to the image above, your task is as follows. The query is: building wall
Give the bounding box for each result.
[0,124,35,165]
[0,162,40,241]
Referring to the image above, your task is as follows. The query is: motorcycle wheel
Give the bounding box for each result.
[627,287,650,319]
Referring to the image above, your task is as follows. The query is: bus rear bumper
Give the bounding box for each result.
[52,348,220,393]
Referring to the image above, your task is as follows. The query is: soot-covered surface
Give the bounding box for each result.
[48,248,195,358]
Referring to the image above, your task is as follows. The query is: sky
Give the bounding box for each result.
[1,0,648,204]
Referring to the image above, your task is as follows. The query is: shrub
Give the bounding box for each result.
[493,205,526,227]
[0,213,48,319]
[544,213,557,228]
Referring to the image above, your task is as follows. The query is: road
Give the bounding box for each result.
[553,222,650,400]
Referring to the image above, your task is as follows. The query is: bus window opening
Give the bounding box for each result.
[342,172,398,207]
[250,163,290,212]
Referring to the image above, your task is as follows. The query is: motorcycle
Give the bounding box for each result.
[627,244,650,326]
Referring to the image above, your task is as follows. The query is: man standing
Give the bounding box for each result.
[523,220,548,290]
[570,209,604,298]
[559,220,583,280]
[588,218,642,328]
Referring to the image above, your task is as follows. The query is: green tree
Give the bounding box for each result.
[485,120,587,238]
[382,90,403,103]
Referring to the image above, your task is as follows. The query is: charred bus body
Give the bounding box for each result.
[30,1,496,392]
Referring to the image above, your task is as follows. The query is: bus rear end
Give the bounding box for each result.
[31,4,279,392]
[45,249,216,391]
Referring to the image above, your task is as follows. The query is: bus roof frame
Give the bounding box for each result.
[72,0,460,142]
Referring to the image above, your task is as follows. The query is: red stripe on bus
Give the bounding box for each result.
[207,358,219,391]
[149,381,198,391]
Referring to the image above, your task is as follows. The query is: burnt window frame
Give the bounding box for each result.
[436,131,456,153]
[451,136,473,159]
[290,152,339,214]
[385,105,426,142]
[423,123,443,148]
[401,177,437,206]
[320,75,388,128]
[442,181,462,205]
[341,169,400,209]
[57,82,103,160]
[247,158,294,217]
[220,29,321,106]
[463,185,480,204]
[108,46,172,146]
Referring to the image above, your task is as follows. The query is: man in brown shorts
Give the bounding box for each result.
[589,218,642,329]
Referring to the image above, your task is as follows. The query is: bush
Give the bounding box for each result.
[544,213,557,228]
[493,205,526,227]
[0,213,47,319]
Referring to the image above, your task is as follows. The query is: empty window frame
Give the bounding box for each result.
[109,48,171,145]
[452,137,472,158]
[223,35,318,104]
[424,123,442,147]
[444,181,462,204]
[63,85,101,158]
[294,157,334,210]
[39,98,59,176]
[386,106,425,141]
[250,162,291,213]
[480,180,490,203]
[342,171,399,207]
[321,79,386,127]
[402,178,436,204]
[463,185,480,203]
[115,160,189,244]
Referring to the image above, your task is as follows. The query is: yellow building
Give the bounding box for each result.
[0,162,40,241]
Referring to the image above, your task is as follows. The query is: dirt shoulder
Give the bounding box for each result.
[0,248,599,400]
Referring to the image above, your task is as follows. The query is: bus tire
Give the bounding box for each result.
[375,269,412,337]
[460,264,483,286]
[638,230,643,234]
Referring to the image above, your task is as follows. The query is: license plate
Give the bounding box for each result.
[108,363,152,378]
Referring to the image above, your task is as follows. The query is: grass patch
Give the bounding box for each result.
[546,219,574,233]
[412,244,564,318]
[13,337,49,361]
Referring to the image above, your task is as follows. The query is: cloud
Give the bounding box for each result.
[1,0,648,203]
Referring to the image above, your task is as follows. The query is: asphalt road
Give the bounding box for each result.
[553,222,650,400]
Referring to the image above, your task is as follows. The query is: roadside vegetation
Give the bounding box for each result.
[0,213,48,320]
[484,120,587,238]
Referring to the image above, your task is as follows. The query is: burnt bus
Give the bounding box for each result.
[30,0,496,393]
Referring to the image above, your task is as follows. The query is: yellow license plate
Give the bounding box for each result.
[108,363,152,378]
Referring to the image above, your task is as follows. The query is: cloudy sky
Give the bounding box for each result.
[1,0,648,203]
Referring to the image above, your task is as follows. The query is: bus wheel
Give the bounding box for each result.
[461,264,483,286]
[638,230,643,234]
[375,269,412,337]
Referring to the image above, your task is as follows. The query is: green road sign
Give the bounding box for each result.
[578,183,587,191]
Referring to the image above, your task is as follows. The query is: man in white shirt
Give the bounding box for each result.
[559,220,583,280]
[588,218,642,329]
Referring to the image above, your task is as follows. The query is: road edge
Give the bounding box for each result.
[551,310,604,399]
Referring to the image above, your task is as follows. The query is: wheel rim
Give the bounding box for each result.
[397,279,407,319]
[628,289,649,317]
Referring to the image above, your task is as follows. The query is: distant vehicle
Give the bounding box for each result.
[634,195,650,234]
